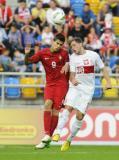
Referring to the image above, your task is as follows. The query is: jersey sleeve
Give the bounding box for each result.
[70,55,76,72]
[28,51,42,63]
[25,50,42,65]
[95,53,104,69]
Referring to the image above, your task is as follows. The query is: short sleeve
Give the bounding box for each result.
[28,50,43,63]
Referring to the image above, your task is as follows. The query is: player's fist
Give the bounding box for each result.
[60,63,69,74]
[105,82,112,90]
[25,47,31,54]
[71,78,80,86]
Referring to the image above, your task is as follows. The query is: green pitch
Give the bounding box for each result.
[0,145,119,160]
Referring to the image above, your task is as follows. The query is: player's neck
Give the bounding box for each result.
[50,47,58,53]
[79,48,85,55]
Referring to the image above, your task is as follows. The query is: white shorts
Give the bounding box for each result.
[64,86,93,114]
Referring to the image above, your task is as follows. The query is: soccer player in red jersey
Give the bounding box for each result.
[25,34,69,149]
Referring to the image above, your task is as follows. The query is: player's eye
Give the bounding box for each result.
[56,42,63,46]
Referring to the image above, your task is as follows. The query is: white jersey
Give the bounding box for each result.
[69,50,104,96]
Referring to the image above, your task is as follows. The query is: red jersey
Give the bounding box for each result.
[29,48,69,86]
[0,6,12,23]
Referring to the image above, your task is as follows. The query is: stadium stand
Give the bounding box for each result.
[86,0,100,15]
[20,77,37,99]
[93,77,102,99]
[102,77,118,98]
[4,76,21,98]
[113,17,119,36]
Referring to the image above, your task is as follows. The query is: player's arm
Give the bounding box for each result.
[60,51,70,74]
[95,53,111,90]
[101,67,112,89]
[60,62,69,74]
[70,72,80,86]
[25,47,41,65]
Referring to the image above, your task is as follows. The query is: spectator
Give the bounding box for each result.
[0,48,14,71]
[14,0,32,29]
[100,28,118,58]
[84,27,102,53]
[65,10,75,31]
[70,0,85,17]
[80,3,96,37]
[13,49,26,72]
[21,25,36,47]
[0,0,13,29]
[31,0,46,30]
[41,25,54,48]
[68,17,84,41]
[109,0,119,16]
[99,0,119,16]
[0,22,8,50]
[104,10,113,28]
[35,30,42,47]
[8,23,22,51]
[96,3,112,36]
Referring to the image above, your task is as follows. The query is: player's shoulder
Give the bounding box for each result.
[60,48,69,56]
[61,48,68,53]
[70,53,75,58]
[70,53,76,60]
[86,50,99,57]
[41,48,50,54]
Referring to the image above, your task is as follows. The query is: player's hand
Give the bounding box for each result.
[25,47,31,54]
[105,82,112,90]
[60,63,69,74]
[71,79,80,86]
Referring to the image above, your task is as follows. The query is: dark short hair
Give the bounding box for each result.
[84,3,90,6]
[54,34,65,43]
[70,37,83,45]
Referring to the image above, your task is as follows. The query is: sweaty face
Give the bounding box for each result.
[70,41,82,54]
[51,40,64,52]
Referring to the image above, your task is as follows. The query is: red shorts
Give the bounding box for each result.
[44,84,68,110]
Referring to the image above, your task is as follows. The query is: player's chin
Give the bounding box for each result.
[54,48,60,52]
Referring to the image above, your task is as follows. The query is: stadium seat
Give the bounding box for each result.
[113,17,119,36]
[86,0,100,15]
[93,77,102,98]
[35,77,45,94]
[102,78,118,98]
[20,77,37,99]
[109,56,118,68]
[5,76,21,98]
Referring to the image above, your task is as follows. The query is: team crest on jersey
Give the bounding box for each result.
[83,59,89,65]
[44,57,49,60]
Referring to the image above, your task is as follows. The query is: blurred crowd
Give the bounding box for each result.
[0,0,119,74]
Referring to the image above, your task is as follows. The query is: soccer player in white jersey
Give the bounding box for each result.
[52,37,112,151]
